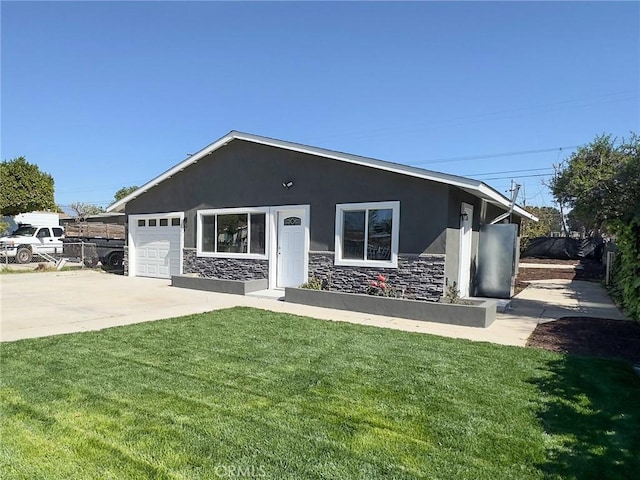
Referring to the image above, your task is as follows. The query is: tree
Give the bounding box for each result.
[550,134,638,232]
[0,220,10,236]
[551,133,639,320]
[0,157,56,216]
[521,206,563,239]
[114,186,139,202]
[70,202,105,220]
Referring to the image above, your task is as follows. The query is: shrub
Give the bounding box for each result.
[608,218,640,322]
[301,276,324,290]
[366,274,399,297]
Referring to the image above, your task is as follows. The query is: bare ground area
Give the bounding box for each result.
[527,317,640,363]
[518,258,640,364]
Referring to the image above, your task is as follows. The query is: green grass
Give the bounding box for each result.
[1,307,639,479]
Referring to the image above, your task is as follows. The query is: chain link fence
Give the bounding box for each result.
[1,241,100,268]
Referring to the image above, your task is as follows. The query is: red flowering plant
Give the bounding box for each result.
[366,274,398,297]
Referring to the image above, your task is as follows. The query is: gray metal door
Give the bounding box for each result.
[475,224,518,298]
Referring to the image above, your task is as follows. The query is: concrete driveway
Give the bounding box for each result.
[0,270,256,342]
[0,269,627,346]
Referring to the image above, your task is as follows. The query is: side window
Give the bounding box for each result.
[36,228,51,238]
[52,227,64,237]
[335,201,400,268]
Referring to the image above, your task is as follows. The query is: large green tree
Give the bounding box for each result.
[550,134,639,232]
[551,133,639,320]
[0,157,56,216]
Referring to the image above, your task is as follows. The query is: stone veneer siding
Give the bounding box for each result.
[183,248,269,280]
[123,245,128,276]
[309,252,446,302]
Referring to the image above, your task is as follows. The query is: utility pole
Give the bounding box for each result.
[508,179,521,223]
[549,162,570,237]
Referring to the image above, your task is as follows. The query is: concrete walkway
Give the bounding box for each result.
[519,262,578,270]
[509,279,628,322]
[0,270,627,346]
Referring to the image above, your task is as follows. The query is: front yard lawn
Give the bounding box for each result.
[2,307,639,479]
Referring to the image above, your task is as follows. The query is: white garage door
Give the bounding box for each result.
[131,215,183,279]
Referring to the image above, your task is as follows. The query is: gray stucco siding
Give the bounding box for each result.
[483,201,523,228]
[442,189,484,294]
[126,140,455,256]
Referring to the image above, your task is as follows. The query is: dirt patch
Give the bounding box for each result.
[527,317,640,364]
[518,259,639,364]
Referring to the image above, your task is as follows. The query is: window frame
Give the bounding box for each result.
[334,201,400,268]
[197,207,269,259]
[36,227,52,239]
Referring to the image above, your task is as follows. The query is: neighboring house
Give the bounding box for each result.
[107,131,536,300]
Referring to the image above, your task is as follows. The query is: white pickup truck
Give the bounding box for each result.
[0,225,65,264]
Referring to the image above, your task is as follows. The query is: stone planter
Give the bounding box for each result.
[285,288,497,328]
[172,274,268,295]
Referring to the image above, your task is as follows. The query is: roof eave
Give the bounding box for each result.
[107,130,539,223]
[474,184,539,222]
[106,132,236,213]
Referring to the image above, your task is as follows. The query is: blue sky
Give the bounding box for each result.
[2,1,638,212]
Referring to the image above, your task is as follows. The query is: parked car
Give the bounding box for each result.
[0,224,65,263]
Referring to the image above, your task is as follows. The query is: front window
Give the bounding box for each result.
[335,201,399,267]
[198,209,266,257]
[217,214,248,253]
[13,226,37,236]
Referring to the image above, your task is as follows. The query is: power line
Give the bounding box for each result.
[58,201,113,207]
[408,146,577,166]
[56,180,146,195]
[311,90,637,143]
[478,173,553,181]
[464,167,554,177]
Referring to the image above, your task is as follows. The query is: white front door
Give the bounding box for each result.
[276,210,306,288]
[458,203,474,297]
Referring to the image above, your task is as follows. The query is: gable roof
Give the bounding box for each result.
[107,130,538,221]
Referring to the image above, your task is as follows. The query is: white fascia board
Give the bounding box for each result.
[476,184,539,222]
[514,205,539,222]
[107,130,535,222]
[230,131,483,191]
